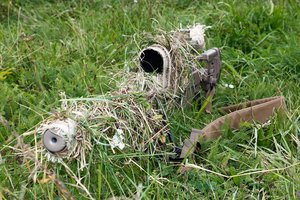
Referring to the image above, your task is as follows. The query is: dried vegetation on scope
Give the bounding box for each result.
[0,0,299,199]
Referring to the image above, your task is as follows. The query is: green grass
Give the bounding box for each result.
[0,0,299,199]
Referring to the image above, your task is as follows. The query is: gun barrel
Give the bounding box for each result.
[40,118,77,154]
[43,129,66,153]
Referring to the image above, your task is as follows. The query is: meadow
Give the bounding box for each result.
[0,0,299,199]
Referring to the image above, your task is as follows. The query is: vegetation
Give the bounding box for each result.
[0,0,299,199]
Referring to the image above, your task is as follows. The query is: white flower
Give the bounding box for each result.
[111,129,125,150]
[224,83,234,89]
[257,120,271,128]
[135,183,143,199]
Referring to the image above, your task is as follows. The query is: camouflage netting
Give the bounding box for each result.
[31,90,174,168]
[121,24,209,107]
[19,24,208,167]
